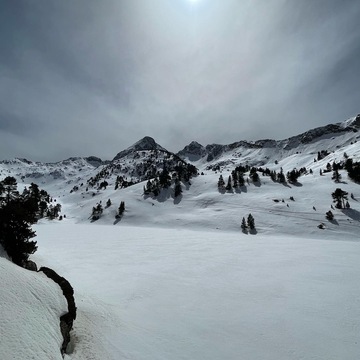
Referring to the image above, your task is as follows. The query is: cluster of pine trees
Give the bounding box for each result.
[241,214,256,233]
[0,177,59,265]
[114,176,136,190]
[316,150,330,161]
[143,163,197,197]
[318,156,360,184]
[91,203,103,220]
[217,165,308,191]
[87,151,197,192]
[219,163,310,190]
[345,158,360,183]
[91,199,126,220]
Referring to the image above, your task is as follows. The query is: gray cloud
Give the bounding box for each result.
[1,0,360,161]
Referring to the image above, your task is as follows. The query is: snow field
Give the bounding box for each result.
[33,224,360,360]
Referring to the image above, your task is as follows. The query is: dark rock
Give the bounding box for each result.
[39,266,77,355]
[23,260,38,272]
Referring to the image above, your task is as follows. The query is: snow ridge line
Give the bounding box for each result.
[38,266,77,356]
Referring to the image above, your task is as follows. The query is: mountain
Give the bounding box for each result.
[178,115,360,167]
[113,136,168,161]
[0,114,359,210]
[0,113,358,232]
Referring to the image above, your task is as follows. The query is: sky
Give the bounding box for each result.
[1,0,360,162]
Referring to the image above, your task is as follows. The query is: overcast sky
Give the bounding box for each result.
[1,0,360,162]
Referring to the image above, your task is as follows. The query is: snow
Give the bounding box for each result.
[0,256,67,360]
[28,224,360,360]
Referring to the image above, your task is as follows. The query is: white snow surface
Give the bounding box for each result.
[31,224,360,360]
[0,256,67,360]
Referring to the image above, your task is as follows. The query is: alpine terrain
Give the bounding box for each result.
[1,114,360,360]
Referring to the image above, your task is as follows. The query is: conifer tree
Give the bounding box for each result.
[325,210,334,221]
[332,188,348,209]
[225,176,232,191]
[238,173,245,187]
[118,201,125,216]
[174,178,182,197]
[218,175,225,189]
[247,213,255,230]
[277,168,285,183]
[241,217,247,232]
[332,170,341,183]
[0,177,38,265]
[250,168,259,183]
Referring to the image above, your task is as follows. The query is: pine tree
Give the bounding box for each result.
[277,169,285,183]
[332,188,348,209]
[174,178,182,197]
[238,173,245,186]
[1,176,19,204]
[250,168,259,183]
[332,170,341,183]
[325,210,334,221]
[232,171,238,188]
[218,175,225,189]
[118,201,125,216]
[0,178,38,265]
[241,217,247,232]
[159,167,171,188]
[247,213,255,230]
[91,203,103,220]
[225,176,232,191]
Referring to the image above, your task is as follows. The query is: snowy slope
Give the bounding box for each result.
[50,129,360,241]
[0,255,67,360]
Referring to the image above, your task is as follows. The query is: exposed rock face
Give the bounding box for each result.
[113,136,168,160]
[354,114,360,127]
[39,266,76,355]
[177,141,207,161]
[85,156,104,167]
[205,144,226,162]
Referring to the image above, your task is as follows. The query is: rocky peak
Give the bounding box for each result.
[112,136,167,161]
[177,141,207,161]
[132,136,159,151]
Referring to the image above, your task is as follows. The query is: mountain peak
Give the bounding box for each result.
[113,136,167,161]
[177,141,206,162]
[132,136,158,151]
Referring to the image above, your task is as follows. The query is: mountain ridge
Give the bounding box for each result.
[1,114,359,167]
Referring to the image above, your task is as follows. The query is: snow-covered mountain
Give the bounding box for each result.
[178,114,360,167]
[112,135,168,160]
[2,115,359,189]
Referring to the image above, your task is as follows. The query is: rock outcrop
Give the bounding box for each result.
[39,266,76,355]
